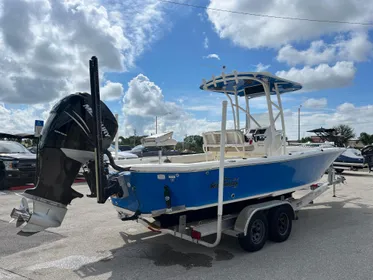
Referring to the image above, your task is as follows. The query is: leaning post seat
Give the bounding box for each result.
[202,129,254,158]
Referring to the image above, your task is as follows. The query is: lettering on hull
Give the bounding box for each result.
[210,177,239,189]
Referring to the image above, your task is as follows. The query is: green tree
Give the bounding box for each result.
[113,135,148,147]
[332,124,355,147]
[300,137,313,143]
[359,132,373,145]
[184,135,204,153]
[175,142,183,151]
[118,136,125,144]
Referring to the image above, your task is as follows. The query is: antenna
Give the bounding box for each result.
[89,56,106,204]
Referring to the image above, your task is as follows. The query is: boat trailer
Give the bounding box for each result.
[129,161,345,253]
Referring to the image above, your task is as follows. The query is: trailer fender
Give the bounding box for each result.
[234,200,294,236]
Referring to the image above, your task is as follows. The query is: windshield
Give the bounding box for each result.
[0,141,31,154]
[131,145,144,152]
[350,148,362,156]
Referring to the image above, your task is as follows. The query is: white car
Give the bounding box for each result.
[106,146,138,160]
[78,146,138,177]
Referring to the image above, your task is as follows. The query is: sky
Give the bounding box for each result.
[1,0,373,141]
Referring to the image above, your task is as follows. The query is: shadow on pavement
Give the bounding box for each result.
[73,197,373,279]
[0,220,65,258]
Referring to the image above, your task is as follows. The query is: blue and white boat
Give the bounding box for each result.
[10,65,345,235]
[109,71,345,223]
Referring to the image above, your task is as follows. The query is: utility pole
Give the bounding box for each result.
[298,105,302,141]
[133,129,136,146]
[155,116,157,134]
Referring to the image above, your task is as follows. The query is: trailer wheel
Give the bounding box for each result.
[238,211,268,252]
[268,205,293,243]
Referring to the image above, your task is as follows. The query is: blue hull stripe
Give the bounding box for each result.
[111,151,340,214]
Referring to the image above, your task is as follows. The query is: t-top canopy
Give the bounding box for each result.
[307,128,336,133]
[200,71,302,98]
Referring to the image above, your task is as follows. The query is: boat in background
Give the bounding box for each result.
[286,141,366,173]
[141,131,177,147]
[333,147,365,173]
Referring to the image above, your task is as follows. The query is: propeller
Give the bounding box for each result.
[9,197,31,227]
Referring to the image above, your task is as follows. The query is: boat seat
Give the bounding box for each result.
[202,129,255,154]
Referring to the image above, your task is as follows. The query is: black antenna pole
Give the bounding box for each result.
[89,56,105,203]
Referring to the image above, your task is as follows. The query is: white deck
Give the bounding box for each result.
[115,148,345,173]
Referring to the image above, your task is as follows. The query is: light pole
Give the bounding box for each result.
[298,105,302,141]
[155,112,171,134]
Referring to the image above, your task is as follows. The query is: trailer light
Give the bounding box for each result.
[148,226,162,233]
[191,229,201,240]
[310,183,320,190]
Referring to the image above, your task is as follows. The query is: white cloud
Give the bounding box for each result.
[0,102,56,135]
[276,61,357,92]
[120,74,250,139]
[283,102,373,140]
[277,41,335,66]
[255,63,270,72]
[121,74,184,137]
[184,105,219,111]
[336,32,373,62]
[122,74,181,117]
[277,32,373,66]
[101,81,124,101]
[302,98,327,109]
[337,102,356,113]
[203,53,220,60]
[0,0,169,104]
[206,0,373,49]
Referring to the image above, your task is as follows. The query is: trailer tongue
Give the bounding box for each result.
[10,57,124,233]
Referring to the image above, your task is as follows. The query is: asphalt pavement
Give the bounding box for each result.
[1,172,373,280]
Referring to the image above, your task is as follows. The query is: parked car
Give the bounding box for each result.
[129,145,181,158]
[27,146,37,154]
[118,145,132,151]
[107,145,138,160]
[0,140,36,190]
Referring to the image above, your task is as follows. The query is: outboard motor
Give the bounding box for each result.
[26,92,117,204]
[10,56,125,233]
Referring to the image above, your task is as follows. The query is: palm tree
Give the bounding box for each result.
[332,124,355,147]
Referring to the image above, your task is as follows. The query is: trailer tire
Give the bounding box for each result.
[238,211,268,252]
[268,205,293,243]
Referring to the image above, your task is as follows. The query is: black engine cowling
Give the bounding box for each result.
[25,92,118,205]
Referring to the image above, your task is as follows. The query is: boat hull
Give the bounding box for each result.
[111,148,344,216]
